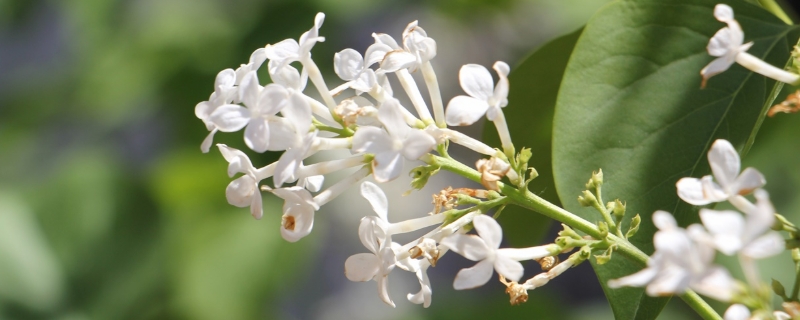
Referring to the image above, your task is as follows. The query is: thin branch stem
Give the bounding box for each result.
[759,0,793,25]
[425,154,722,320]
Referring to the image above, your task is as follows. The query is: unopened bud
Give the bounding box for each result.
[626,214,641,239]
[773,279,788,299]
[536,256,559,271]
[578,190,597,207]
[585,170,603,189]
[611,199,625,219]
[597,221,609,239]
[594,245,615,265]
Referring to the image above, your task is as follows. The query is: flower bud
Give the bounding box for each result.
[597,221,609,239]
[610,199,626,219]
[626,214,641,239]
[578,190,597,207]
[773,279,787,299]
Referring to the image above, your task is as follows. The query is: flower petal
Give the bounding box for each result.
[273,147,304,187]
[372,151,403,183]
[365,43,394,67]
[699,209,744,255]
[239,71,261,108]
[377,99,410,139]
[741,232,784,259]
[472,215,503,249]
[244,118,270,153]
[352,126,393,154]
[282,92,312,134]
[493,255,524,282]
[301,175,324,192]
[358,216,388,253]
[217,144,254,176]
[459,64,494,101]
[401,129,436,160]
[708,139,740,188]
[380,50,417,73]
[647,263,690,296]
[445,96,490,126]
[690,266,734,302]
[250,186,263,220]
[608,264,659,289]
[210,104,250,132]
[729,167,765,196]
[714,4,734,23]
[280,202,315,242]
[723,304,750,320]
[361,181,389,221]
[652,210,677,231]
[226,175,256,208]
[200,129,217,153]
[440,233,489,261]
[701,55,736,87]
[452,259,494,290]
[676,177,712,205]
[344,253,380,282]
[334,48,364,81]
[491,61,509,108]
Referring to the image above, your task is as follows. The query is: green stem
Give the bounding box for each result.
[791,249,800,300]
[680,291,722,320]
[759,0,793,25]
[313,119,353,137]
[425,154,722,320]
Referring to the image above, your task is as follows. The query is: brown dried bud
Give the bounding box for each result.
[476,157,510,191]
[769,90,800,117]
[536,256,559,271]
[499,275,529,306]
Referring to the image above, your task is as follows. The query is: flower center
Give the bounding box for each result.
[283,215,296,231]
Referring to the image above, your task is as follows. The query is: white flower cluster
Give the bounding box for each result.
[194,13,562,307]
[701,4,799,87]
[609,139,787,319]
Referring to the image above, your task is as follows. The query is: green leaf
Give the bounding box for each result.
[552,0,799,319]
[483,28,583,247]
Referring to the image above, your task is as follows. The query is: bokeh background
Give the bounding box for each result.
[2,0,800,319]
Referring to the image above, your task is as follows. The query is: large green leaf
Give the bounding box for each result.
[552,0,800,319]
[483,28,583,247]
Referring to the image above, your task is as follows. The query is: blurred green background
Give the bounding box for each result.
[1,0,799,319]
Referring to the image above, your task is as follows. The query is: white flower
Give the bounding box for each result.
[234,48,267,86]
[608,211,736,301]
[699,189,784,259]
[676,139,765,210]
[723,304,750,320]
[209,72,297,153]
[298,175,324,192]
[344,181,397,307]
[700,4,752,87]
[217,144,264,219]
[195,69,237,152]
[352,98,436,182]
[700,4,800,86]
[445,61,509,126]
[272,92,315,187]
[265,13,325,71]
[270,186,319,242]
[333,48,380,94]
[441,215,553,290]
[371,21,437,73]
[268,62,307,92]
[395,253,433,308]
